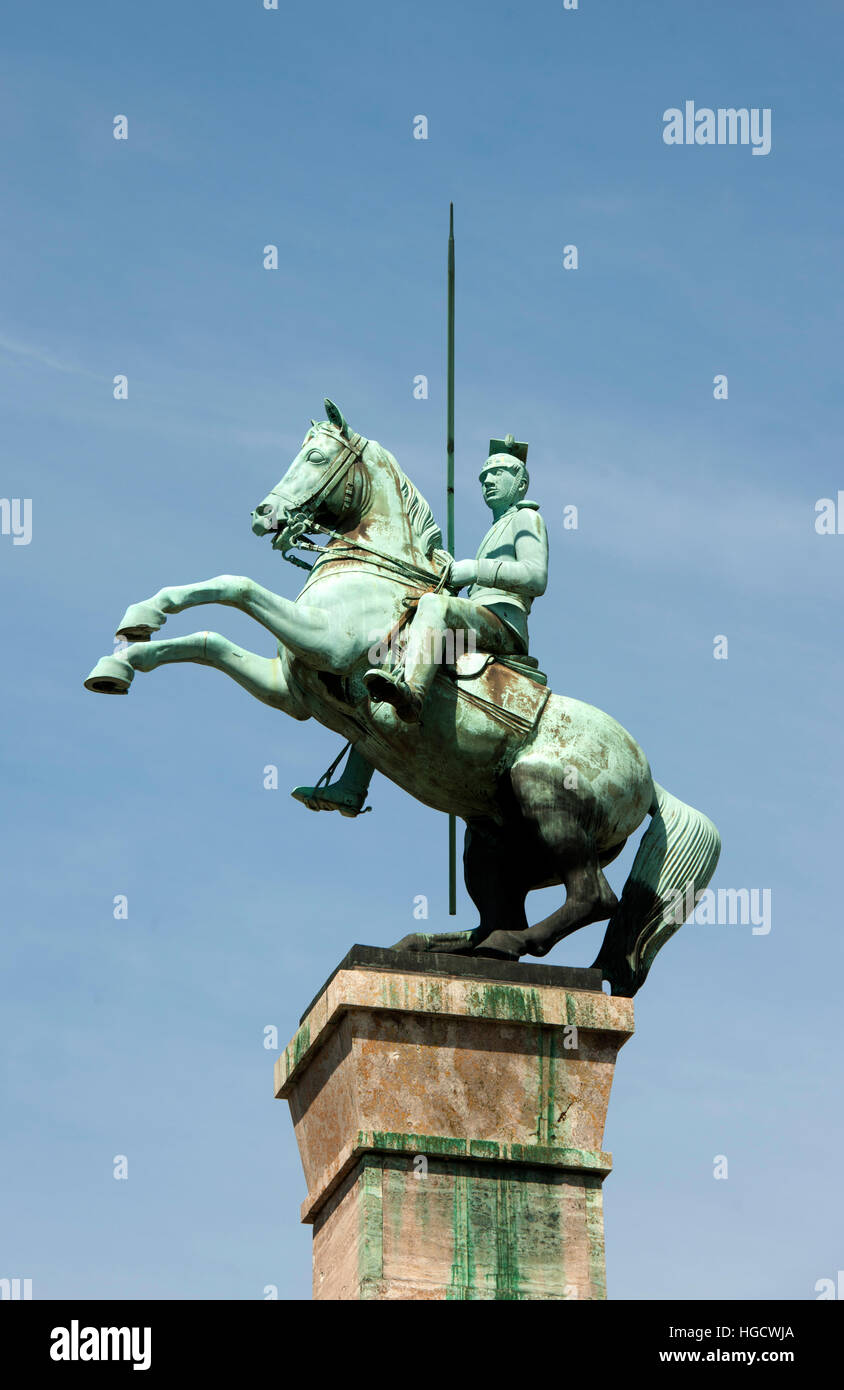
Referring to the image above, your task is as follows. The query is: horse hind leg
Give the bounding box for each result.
[521,857,618,958]
[478,759,618,960]
[463,819,530,944]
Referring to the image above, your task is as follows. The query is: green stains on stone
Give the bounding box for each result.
[448,1169,475,1298]
[369,1130,468,1159]
[376,973,445,1016]
[357,1158,384,1291]
[362,1128,608,1172]
[285,1020,310,1077]
[465,983,545,1022]
[382,1161,408,1255]
[411,976,444,1016]
[492,1175,522,1298]
[379,976,405,1012]
[352,1151,606,1300]
[584,1177,607,1299]
[467,1139,499,1161]
[534,1027,559,1146]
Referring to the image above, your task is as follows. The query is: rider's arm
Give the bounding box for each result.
[475,511,548,599]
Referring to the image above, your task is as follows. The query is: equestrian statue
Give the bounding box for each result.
[84,399,721,995]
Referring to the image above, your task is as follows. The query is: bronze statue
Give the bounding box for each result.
[291,433,547,814]
[84,400,720,995]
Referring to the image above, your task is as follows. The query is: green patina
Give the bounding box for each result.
[379,976,405,1012]
[84,386,721,999]
[508,1141,604,1169]
[584,1178,607,1298]
[351,1147,607,1299]
[491,1173,522,1297]
[467,1139,500,1161]
[357,1158,384,1290]
[464,983,546,1023]
[448,1169,475,1298]
[362,1128,604,1170]
[423,977,444,1014]
[382,1162,408,1253]
[286,1020,310,1075]
[367,1130,468,1158]
[534,1025,560,1146]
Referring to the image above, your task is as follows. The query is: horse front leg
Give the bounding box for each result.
[114,574,348,669]
[84,630,308,719]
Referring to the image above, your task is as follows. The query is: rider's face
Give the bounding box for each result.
[481,466,524,516]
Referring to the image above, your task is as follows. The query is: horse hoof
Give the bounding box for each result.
[115,601,164,642]
[84,654,134,695]
[390,929,479,954]
[473,929,525,961]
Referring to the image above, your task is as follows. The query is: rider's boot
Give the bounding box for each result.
[362,668,423,723]
[364,592,449,723]
[291,747,375,817]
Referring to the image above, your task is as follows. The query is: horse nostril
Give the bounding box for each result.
[256,504,272,516]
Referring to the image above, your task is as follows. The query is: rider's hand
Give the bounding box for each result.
[449,559,478,589]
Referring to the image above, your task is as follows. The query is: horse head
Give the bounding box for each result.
[251,399,443,569]
[251,399,370,557]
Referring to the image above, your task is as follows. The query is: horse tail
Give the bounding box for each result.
[592,782,721,997]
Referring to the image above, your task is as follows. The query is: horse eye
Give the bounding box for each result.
[306,449,327,463]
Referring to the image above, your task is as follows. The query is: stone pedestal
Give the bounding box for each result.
[275,945,633,1301]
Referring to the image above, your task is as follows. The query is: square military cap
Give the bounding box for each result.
[487,433,528,465]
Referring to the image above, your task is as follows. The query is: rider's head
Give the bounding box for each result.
[479,453,528,516]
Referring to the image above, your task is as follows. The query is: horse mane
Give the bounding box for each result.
[371,442,444,558]
[310,421,444,558]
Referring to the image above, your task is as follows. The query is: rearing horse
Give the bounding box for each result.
[84,400,720,994]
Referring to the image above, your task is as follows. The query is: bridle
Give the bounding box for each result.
[257,428,450,593]
[255,427,369,564]
[297,427,370,517]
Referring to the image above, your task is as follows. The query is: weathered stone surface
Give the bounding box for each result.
[313,1156,608,1300]
[277,955,633,1300]
[298,944,603,1023]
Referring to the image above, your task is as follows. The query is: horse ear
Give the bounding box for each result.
[324,398,349,437]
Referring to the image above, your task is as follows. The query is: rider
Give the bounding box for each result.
[290,435,548,816]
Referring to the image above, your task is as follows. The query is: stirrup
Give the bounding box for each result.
[290,785,371,818]
[290,740,372,817]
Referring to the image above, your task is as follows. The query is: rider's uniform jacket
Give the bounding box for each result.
[466,500,548,652]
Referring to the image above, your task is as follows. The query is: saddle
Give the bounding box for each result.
[445,649,551,739]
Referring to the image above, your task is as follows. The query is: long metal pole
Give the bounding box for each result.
[447,204,457,915]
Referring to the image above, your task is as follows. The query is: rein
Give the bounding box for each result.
[297,528,446,591]
[271,426,451,592]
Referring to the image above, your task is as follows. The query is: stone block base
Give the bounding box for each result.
[313,1153,607,1300]
[276,946,633,1301]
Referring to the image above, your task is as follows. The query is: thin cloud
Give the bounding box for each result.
[0,333,101,379]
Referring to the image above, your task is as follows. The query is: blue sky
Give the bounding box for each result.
[1,0,842,1299]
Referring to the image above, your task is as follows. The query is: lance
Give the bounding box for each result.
[447,204,457,915]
